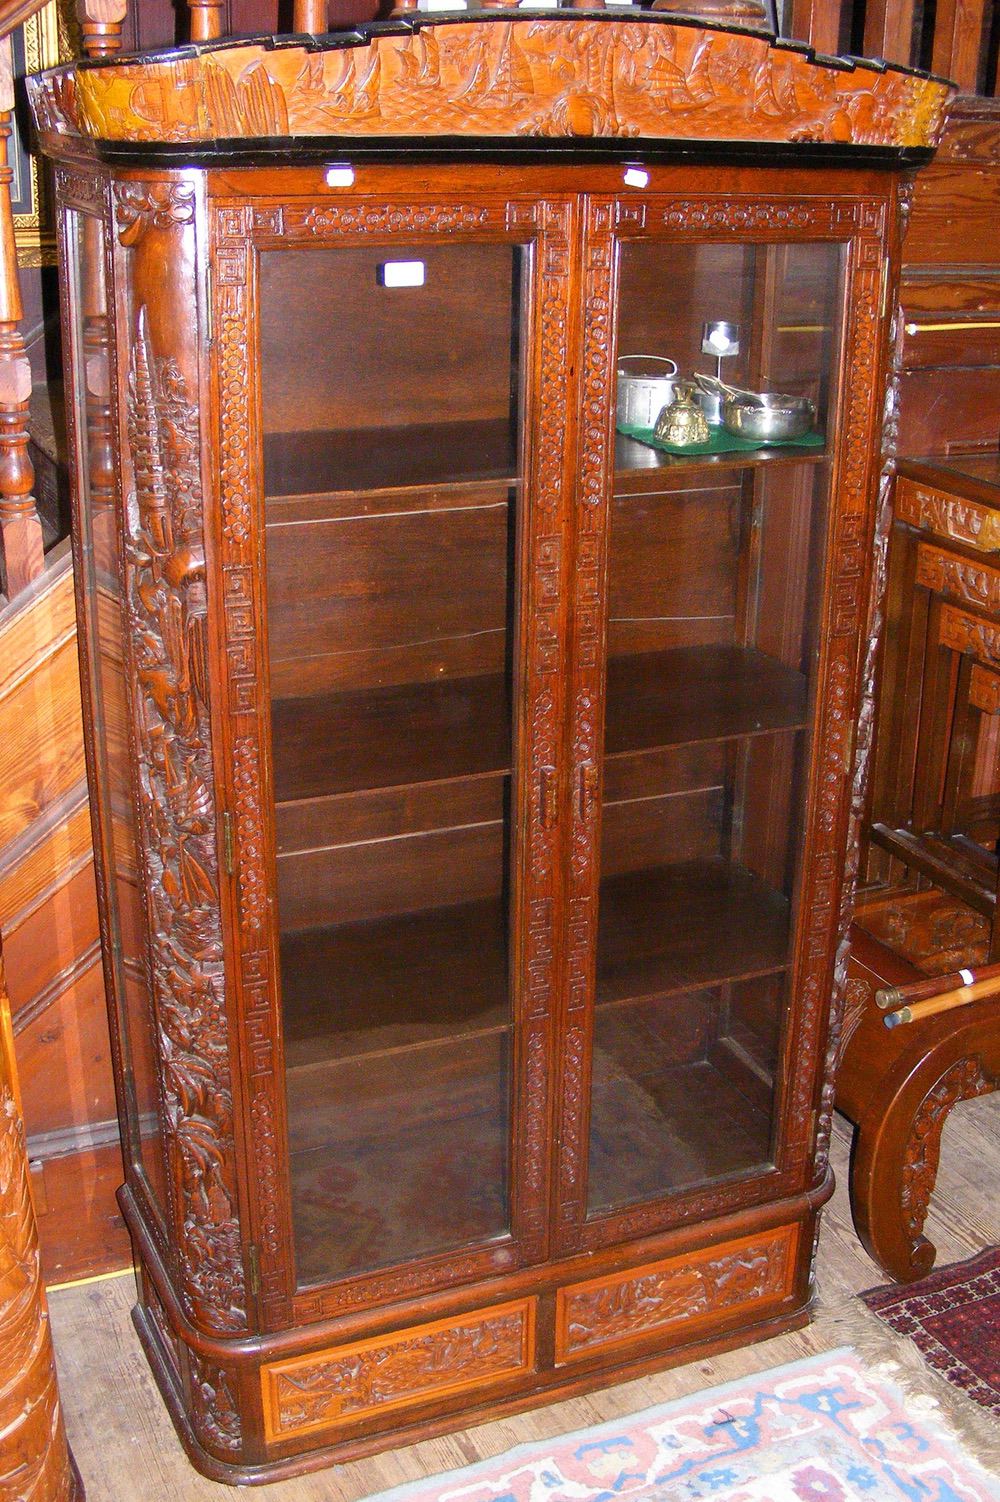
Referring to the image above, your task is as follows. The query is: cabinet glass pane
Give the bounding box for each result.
[66,210,170,1223]
[588,239,842,1217]
[260,243,524,1288]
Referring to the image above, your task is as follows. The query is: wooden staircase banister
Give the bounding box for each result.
[0,32,41,603]
[0,0,49,36]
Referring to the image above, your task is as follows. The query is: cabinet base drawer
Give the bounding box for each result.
[261,1297,536,1445]
[555,1223,799,1364]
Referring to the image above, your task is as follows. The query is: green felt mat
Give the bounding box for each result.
[617,422,825,457]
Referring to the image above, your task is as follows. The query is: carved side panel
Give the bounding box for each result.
[188,1354,243,1458]
[555,1225,797,1361]
[840,976,872,1058]
[117,184,246,1335]
[261,1299,535,1445]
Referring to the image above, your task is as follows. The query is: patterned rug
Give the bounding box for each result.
[861,1245,1000,1418]
[367,1348,1000,1502]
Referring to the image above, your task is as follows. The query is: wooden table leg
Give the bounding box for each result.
[849,1013,999,1282]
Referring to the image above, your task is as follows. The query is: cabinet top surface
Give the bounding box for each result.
[898,453,1000,507]
[29,13,952,162]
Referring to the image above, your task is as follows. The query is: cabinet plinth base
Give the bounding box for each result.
[127,1185,829,1484]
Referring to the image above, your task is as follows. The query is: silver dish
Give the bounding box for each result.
[694,373,816,443]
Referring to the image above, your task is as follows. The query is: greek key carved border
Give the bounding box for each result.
[212,202,289,1332]
[797,232,887,1186]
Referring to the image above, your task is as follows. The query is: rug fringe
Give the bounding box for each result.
[826,1298,1000,1474]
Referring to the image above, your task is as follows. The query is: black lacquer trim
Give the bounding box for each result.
[93,135,936,171]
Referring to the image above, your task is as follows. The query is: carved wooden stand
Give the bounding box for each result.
[839,928,998,1282]
[31,13,951,1486]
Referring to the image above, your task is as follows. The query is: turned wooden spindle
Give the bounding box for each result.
[76,0,127,60]
[188,0,227,42]
[0,36,41,602]
[81,218,115,531]
[293,0,328,33]
[0,936,84,1500]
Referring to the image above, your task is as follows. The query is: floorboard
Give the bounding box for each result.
[47,1096,1000,1500]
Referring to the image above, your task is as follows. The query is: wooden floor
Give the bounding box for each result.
[48,1101,1000,1500]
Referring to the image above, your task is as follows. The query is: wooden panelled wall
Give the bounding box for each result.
[2,0,998,1287]
[897,96,1000,457]
[0,549,128,1281]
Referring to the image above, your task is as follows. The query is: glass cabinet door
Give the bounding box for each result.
[561,222,848,1239]
[256,231,551,1292]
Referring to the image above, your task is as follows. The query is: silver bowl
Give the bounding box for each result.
[721,392,815,443]
[694,374,816,443]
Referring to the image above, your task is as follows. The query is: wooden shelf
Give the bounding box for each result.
[606,645,807,758]
[615,430,827,485]
[272,645,806,808]
[262,424,824,504]
[280,898,509,1070]
[279,856,789,1071]
[264,419,518,499]
[597,858,790,1006]
[587,1055,773,1215]
[284,935,779,1284]
[287,1027,510,1286]
[272,673,511,804]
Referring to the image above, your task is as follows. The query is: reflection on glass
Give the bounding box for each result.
[69,210,169,1221]
[589,240,843,1217]
[260,243,525,1287]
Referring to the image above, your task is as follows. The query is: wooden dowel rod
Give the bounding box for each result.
[294,0,327,33]
[884,973,1000,1028]
[76,0,127,60]
[876,959,1000,1009]
[188,0,227,42]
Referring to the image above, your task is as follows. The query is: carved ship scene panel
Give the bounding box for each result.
[31,19,950,149]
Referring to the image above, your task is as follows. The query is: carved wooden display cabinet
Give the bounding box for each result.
[31,15,950,1484]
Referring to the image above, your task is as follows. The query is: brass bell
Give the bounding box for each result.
[654,380,711,447]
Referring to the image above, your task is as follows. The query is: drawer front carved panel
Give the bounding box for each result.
[555,1226,797,1362]
[915,541,1000,613]
[896,477,1000,553]
[262,1299,536,1444]
[940,603,1000,666]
